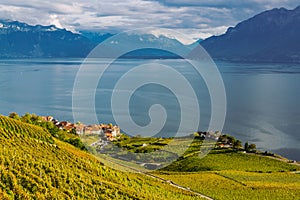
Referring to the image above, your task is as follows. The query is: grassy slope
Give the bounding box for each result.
[1,114,299,200]
[157,172,300,200]
[95,131,300,199]
[155,139,300,200]
[0,115,199,200]
[115,135,299,172]
[162,149,299,172]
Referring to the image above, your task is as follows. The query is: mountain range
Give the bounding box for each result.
[0,6,300,62]
[201,6,300,63]
[0,20,94,58]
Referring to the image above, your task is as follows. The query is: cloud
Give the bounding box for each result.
[0,0,299,42]
[152,0,299,9]
[48,15,63,29]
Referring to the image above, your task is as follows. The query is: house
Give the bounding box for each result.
[218,143,232,148]
[41,116,54,122]
[111,126,120,137]
[103,125,120,140]
[42,115,121,139]
[57,121,68,129]
[84,125,103,135]
[75,124,85,135]
[64,123,76,132]
[105,132,114,140]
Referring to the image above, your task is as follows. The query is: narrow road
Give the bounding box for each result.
[246,152,300,167]
[103,156,214,200]
[146,172,215,200]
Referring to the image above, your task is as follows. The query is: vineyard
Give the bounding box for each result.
[1,114,299,199]
[0,115,200,199]
[161,149,299,172]
[154,138,300,200]
[156,171,300,200]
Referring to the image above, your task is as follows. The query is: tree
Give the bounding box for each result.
[244,142,249,151]
[248,143,256,151]
[8,112,20,120]
[227,135,236,145]
[30,113,42,124]
[218,134,236,145]
[233,140,242,149]
[244,142,256,152]
[21,113,32,123]
[66,138,86,150]
[70,128,77,135]
[218,135,227,143]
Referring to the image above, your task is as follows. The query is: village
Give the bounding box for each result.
[41,116,121,141]
[39,115,256,154]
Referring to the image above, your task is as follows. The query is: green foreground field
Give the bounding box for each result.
[155,171,300,200]
[113,132,300,199]
[0,115,200,199]
[155,138,300,200]
[1,114,299,199]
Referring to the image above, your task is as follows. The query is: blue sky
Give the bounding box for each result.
[0,0,299,43]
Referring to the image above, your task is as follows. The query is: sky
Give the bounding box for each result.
[0,0,299,43]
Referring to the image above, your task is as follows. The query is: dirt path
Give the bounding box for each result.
[145,172,215,200]
[103,157,215,200]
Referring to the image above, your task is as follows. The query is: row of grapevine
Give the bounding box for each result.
[0,115,200,199]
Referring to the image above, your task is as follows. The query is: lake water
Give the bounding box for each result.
[0,59,299,160]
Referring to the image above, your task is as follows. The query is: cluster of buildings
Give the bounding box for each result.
[197,131,221,140]
[41,116,120,141]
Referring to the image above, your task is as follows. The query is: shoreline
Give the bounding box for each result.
[3,113,300,163]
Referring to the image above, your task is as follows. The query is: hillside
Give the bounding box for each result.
[156,138,300,200]
[200,6,300,63]
[0,115,199,199]
[1,114,299,199]
[0,20,95,58]
[0,20,186,59]
[2,5,300,62]
[108,133,300,200]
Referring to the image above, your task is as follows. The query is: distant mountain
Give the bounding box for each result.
[80,31,187,58]
[0,20,188,58]
[6,5,300,62]
[79,31,114,44]
[111,33,186,58]
[0,19,95,58]
[201,6,300,63]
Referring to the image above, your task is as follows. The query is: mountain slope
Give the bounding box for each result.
[79,31,114,44]
[2,5,300,61]
[0,115,198,199]
[201,6,300,63]
[80,31,185,58]
[0,20,187,59]
[0,20,95,58]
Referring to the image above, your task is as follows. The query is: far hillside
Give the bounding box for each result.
[200,6,300,63]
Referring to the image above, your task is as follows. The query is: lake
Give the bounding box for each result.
[0,59,299,160]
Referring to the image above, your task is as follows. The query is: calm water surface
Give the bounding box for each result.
[0,59,299,160]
